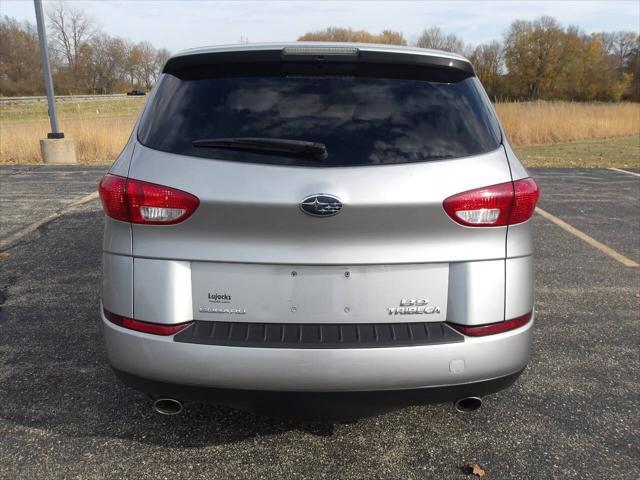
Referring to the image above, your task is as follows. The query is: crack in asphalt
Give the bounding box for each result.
[0,192,100,251]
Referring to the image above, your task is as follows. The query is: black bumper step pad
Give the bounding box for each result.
[174,320,463,348]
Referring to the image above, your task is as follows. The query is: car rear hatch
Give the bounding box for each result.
[125,44,512,325]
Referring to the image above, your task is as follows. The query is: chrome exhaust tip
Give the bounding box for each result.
[153,398,183,416]
[454,396,482,413]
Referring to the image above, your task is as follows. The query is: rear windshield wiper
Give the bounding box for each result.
[192,137,328,161]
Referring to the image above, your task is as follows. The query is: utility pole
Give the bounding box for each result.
[34,0,76,163]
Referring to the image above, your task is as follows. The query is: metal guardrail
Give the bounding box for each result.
[0,94,131,105]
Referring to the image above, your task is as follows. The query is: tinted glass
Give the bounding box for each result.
[138,73,501,166]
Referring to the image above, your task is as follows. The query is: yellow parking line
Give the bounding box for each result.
[535,207,639,268]
[609,167,640,177]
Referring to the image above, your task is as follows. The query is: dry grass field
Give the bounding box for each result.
[494,101,640,146]
[0,98,143,165]
[0,98,639,166]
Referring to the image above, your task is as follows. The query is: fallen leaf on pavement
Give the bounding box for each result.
[465,463,486,478]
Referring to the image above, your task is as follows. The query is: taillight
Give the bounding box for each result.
[98,174,199,225]
[104,309,192,335]
[510,178,540,224]
[98,174,129,222]
[443,178,539,227]
[448,311,532,337]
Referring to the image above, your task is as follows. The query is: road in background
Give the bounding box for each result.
[0,94,129,105]
[0,167,638,479]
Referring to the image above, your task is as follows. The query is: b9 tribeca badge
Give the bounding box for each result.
[388,299,441,315]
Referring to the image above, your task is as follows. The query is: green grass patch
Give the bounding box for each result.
[514,136,640,168]
[0,97,145,123]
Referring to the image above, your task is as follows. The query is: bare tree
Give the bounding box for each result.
[124,41,143,88]
[136,41,158,89]
[2,6,171,96]
[153,48,171,81]
[47,1,95,72]
[416,26,464,53]
[610,31,638,71]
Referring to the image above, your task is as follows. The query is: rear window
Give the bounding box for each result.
[138,67,501,167]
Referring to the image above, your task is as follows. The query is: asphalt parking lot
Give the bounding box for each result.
[0,165,638,479]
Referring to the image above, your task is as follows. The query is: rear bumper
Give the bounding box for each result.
[113,367,524,418]
[103,310,533,393]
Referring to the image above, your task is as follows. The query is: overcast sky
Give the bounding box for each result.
[3,1,639,53]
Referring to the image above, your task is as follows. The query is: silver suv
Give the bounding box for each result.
[99,43,539,417]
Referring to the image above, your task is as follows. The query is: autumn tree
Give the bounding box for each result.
[298,27,406,45]
[2,7,639,102]
[0,2,172,96]
[378,30,407,46]
[503,16,569,98]
[87,34,128,93]
[0,16,43,95]
[468,41,503,98]
[502,17,637,100]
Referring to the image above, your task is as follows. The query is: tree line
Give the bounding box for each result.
[300,18,640,101]
[1,5,638,101]
[0,2,169,96]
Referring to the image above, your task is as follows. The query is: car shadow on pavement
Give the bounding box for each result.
[0,210,336,447]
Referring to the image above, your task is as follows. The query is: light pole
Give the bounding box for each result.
[34,0,62,138]
[33,0,76,163]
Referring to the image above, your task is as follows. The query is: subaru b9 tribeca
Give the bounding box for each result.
[99,43,539,416]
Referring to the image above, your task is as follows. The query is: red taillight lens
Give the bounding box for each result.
[104,309,192,336]
[98,174,199,225]
[443,178,539,227]
[448,311,532,337]
[510,177,540,224]
[98,174,129,222]
[443,181,513,226]
[126,177,200,225]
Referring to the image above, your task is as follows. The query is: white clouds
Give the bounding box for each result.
[2,0,638,51]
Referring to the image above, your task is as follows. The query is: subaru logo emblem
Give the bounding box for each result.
[300,194,343,217]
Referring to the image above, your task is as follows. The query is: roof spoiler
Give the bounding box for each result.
[163,46,475,76]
